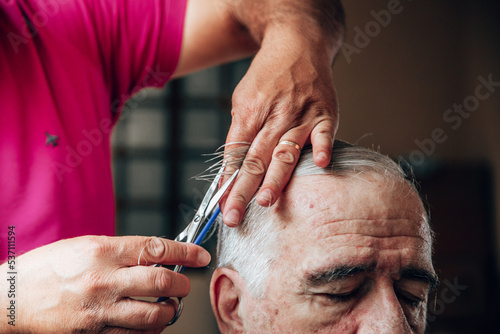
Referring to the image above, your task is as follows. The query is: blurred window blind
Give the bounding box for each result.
[112,60,251,239]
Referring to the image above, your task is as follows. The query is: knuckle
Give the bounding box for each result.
[146,237,167,262]
[81,270,115,298]
[180,244,194,262]
[231,113,263,136]
[316,124,334,136]
[265,177,283,193]
[272,148,297,166]
[82,236,108,259]
[152,270,172,293]
[82,270,101,291]
[315,118,336,133]
[312,121,335,140]
[79,293,101,315]
[80,299,102,326]
[143,306,162,327]
[315,134,334,145]
[242,156,267,177]
[309,104,335,119]
[231,85,253,108]
[230,191,251,207]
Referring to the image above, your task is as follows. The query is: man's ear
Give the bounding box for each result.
[210,267,245,333]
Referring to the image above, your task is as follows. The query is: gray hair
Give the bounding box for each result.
[216,140,422,298]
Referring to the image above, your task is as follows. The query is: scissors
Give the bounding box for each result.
[156,165,239,326]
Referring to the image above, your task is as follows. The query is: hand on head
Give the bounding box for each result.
[221,38,339,226]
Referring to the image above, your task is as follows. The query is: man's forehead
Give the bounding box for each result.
[274,173,428,232]
[270,173,433,270]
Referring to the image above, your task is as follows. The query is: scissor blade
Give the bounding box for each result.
[197,164,226,213]
[173,170,239,273]
[174,219,199,243]
[175,164,229,244]
[205,169,239,217]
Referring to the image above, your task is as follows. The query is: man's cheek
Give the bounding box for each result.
[405,303,427,333]
[272,296,347,332]
[242,298,284,332]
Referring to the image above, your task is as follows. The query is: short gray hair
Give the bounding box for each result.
[216,140,422,298]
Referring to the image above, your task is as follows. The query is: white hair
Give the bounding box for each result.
[216,140,421,298]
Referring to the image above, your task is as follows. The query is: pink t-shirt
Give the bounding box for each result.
[0,0,187,262]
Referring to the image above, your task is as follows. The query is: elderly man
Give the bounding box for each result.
[210,141,438,333]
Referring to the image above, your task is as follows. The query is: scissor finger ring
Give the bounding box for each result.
[165,297,184,326]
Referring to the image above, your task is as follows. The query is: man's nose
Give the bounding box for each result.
[357,288,412,334]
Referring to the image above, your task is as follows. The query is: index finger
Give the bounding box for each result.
[107,236,211,267]
[221,123,275,227]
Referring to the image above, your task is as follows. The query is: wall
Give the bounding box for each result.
[333,0,500,272]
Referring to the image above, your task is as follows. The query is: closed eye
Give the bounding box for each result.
[320,286,362,302]
[397,290,425,308]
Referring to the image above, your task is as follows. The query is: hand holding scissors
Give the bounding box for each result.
[156,165,240,326]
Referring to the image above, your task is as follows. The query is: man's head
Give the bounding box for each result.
[210,141,437,333]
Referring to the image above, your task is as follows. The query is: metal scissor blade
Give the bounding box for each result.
[174,220,197,243]
[172,169,239,274]
[196,164,226,215]
[174,164,228,244]
[205,169,239,217]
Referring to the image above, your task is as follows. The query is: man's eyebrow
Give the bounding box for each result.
[304,265,374,287]
[303,265,439,290]
[400,267,440,291]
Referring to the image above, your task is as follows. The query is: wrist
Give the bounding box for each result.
[260,26,338,66]
[273,19,343,57]
[232,0,344,60]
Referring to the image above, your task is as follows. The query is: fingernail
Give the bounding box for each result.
[258,189,274,205]
[225,209,240,226]
[198,250,212,266]
[198,250,211,265]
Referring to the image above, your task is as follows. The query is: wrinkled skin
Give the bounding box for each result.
[211,174,436,333]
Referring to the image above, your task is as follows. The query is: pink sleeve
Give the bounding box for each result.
[0,0,187,260]
[17,0,187,102]
[92,0,188,99]
[32,0,187,106]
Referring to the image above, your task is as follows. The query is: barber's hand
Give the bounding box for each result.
[223,31,339,226]
[4,236,210,333]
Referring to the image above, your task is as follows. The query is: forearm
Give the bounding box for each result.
[231,0,345,60]
[174,0,344,78]
[173,0,259,78]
